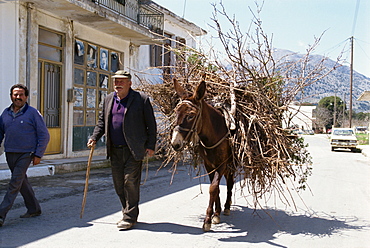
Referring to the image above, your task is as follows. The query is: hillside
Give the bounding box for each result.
[274,49,370,112]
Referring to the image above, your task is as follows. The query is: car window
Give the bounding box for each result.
[333,130,354,136]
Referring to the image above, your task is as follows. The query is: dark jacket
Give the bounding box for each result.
[91,89,157,161]
[0,103,50,158]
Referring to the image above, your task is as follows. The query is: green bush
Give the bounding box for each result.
[356,133,369,145]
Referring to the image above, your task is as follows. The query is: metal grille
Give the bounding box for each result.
[92,0,163,33]
[44,63,61,127]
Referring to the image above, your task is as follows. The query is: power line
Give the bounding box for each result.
[182,0,187,18]
[320,38,350,55]
[351,0,360,35]
[356,38,370,46]
[355,39,370,62]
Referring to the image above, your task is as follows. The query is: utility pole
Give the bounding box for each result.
[349,36,354,128]
[333,94,337,127]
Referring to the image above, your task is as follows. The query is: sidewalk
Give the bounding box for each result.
[0,155,110,181]
[360,144,370,157]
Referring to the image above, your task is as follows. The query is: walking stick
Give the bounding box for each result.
[80,145,95,218]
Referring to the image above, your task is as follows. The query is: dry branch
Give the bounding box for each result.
[136,3,340,208]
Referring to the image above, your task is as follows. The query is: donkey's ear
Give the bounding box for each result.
[174,78,188,99]
[194,80,206,101]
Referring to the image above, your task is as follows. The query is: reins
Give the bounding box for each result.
[199,130,230,149]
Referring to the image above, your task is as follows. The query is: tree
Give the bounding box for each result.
[318,96,345,129]
[313,106,332,131]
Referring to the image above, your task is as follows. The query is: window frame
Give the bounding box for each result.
[73,39,123,127]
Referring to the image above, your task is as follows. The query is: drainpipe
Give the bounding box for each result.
[26,2,34,91]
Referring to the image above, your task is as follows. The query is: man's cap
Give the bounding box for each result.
[112,70,132,79]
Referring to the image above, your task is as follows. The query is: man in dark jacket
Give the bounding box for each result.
[0,84,50,227]
[87,70,156,230]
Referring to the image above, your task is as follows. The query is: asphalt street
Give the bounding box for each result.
[0,135,369,248]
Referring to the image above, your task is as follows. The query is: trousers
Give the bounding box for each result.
[0,152,41,219]
[110,146,142,223]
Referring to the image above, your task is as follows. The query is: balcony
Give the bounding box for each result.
[92,0,163,33]
[21,0,164,44]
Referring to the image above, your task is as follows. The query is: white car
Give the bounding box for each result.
[330,128,358,152]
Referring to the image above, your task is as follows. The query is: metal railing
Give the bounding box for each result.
[91,0,163,34]
[139,4,163,33]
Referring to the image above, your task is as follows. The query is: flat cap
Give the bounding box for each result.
[112,70,131,79]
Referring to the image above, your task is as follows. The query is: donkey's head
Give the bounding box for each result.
[171,79,206,151]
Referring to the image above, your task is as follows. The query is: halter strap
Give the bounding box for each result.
[175,100,229,150]
[175,100,203,145]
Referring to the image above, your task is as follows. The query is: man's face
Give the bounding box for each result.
[113,78,131,94]
[11,88,28,109]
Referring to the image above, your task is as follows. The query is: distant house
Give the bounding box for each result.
[357,91,370,131]
[0,0,205,162]
[283,104,316,132]
[358,91,370,101]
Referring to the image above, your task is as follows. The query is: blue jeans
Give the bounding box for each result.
[0,153,41,219]
[110,146,142,223]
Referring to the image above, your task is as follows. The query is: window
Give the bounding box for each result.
[175,37,186,75]
[150,44,162,67]
[149,34,186,78]
[72,39,123,150]
[73,39,123,127]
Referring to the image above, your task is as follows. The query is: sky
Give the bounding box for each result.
[154,0,370,78]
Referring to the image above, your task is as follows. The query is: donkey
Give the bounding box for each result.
[171,79,234,231]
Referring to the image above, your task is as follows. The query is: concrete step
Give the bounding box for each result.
[0,155,110,181]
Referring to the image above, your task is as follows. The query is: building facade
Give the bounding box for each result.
[0,0,205,162]
[283,104,317,133]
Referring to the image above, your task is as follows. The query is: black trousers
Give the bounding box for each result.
[110,146,142,223]
[0,152,41,219]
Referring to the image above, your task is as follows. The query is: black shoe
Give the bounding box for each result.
[20,211,42,218]
[0,217,4,227]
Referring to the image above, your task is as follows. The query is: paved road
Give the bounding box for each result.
[0,134,369,247]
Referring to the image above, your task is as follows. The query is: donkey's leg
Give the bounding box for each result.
[224,172,234,216]
[203,171,221,232]
[212,175,222,224]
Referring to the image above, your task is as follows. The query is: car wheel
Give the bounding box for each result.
[331,147,335,151]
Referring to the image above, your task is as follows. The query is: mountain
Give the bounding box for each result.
[274,49,370,112]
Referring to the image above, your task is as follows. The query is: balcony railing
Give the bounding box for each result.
[91,0,163,34]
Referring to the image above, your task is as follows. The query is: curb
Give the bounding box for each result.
[0,165,55,181]
[0,158,110,181]
[0,157,161,181]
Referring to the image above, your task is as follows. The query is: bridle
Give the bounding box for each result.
[174,100,202,147]
[174,100,230,150]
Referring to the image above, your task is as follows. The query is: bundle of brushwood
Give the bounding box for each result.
[136,3,340,207]
[138,70,313,208]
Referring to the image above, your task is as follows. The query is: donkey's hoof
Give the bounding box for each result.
[223,209,230,216]
[202,223,211,232]
[212,215,220,224]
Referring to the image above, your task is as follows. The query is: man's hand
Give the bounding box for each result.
[32,156,41,166]
[87,139,96,148]
[146,149,155,157]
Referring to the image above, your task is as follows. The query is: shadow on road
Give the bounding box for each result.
[127,205,368,248]
[220,206,366,246]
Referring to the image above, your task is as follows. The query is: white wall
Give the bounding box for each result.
[284,105,316,130]
[0,2,19,163]
[0,1,18,109]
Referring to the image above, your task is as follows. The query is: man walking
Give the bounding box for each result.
[0,84,50,227]
[87,70,157,230]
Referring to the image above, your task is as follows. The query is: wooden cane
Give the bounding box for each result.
[80,145,95,218]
